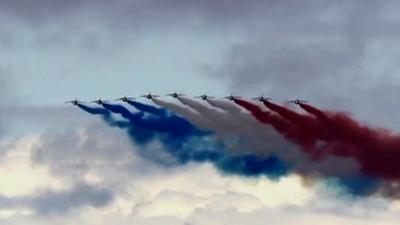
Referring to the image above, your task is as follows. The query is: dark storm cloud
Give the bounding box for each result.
[215,0,400,92]
[0,0,265,20]
[0,184,113,215]
[0,0,280,31]
[197,0,400,130]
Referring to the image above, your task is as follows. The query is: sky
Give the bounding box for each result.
[2,0,400,224]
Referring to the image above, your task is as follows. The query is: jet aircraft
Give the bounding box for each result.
[287,99,307,104]
[166,92,184,98]
[141,93,160,99]
[251,96,272,102]
[116,96,135,102]
[65,99,81,105]
[194,94,214,101]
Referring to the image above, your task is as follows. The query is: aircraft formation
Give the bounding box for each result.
[66,93,307,105]
[65,91,400,199]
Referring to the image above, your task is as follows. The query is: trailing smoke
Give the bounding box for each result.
[151,98,214,130]
[75,97,400,199]
[76,102,288,179]
[297,103,400,189]
[232,98,400,198]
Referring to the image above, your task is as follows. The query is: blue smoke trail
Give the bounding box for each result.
[77,104,128,128]
[126,99,167,117]
[170,136,288,179]
[77,103,153,144]
[102,102,207,139]
[77,104,111,116]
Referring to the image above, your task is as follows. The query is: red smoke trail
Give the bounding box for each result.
[298,102,400,180]
[234,98,328,158]
[299,102,379,146]
[234,98,400,180]
[298,102,330,124]
[261,100,328,141]
[260,100,339,159]
[233,98,292,134]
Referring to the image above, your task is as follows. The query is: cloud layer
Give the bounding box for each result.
[2,0,400,224]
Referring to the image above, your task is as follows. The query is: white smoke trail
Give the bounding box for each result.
[176,97,245,134]
[150,98,216,130]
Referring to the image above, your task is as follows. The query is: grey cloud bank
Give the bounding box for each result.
[1,0,400,224]
[4,0,396,128]
[0,184,113,215]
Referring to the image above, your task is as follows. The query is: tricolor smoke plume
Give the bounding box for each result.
[75,97,400,199]
[76,102,287,179]
[230,98,362,182]
[154,97,367,192]
[232,98,400,197]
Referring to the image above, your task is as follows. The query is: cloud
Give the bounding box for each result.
[0,70,16,138]
[0,184,113,215]
[0,0,270,26]
[131,190,264,218]
[213,1,394,88]
[207,1,400,123]
[31,121,163,182]
[3,0,400,224]
[2,125,400,225]
[185,199,400,225]
[30,184,113,215]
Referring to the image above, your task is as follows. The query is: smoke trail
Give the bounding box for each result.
[78,102,289,179]
[151,98,215,130]
[125,99,167,117]
[76,104,130,128]
[231,99,368,186]
[183,98,361,184]
[77,104,111,116]
[297,102,400,181]
[177,96,245,134]
[233,98,293,134]
[206,98,264,134]
[238,99,338,159]
[205,98,293,153]
[175,97,287,159]
[261,100,327,145]
[152,98,276,158]
[206,98,243,113]
[298,102,330,124]
[248,101,399,197]
[77,103,154,144]
[102,102,204,139]
[77,101,382,198]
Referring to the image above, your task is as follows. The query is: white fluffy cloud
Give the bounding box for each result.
[0,118,399,225]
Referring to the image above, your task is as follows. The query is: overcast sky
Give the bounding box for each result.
[2,1,400,224]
